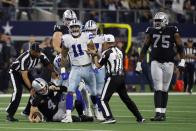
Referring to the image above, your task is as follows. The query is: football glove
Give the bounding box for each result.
[178,59,185,72]
[136,62,142,72]
[61,67,69,80]
[178,59,185,68]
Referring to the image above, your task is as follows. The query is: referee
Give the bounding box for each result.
[6,43,53,121]
[184,38,196,93]
[88,34,145,124]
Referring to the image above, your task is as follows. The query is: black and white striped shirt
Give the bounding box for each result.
[99,46,124,76]
[10,50,50,72]
[184,47,196,63]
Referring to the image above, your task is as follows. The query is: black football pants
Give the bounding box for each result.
[99,75,143,120]
[6,70,32,117]
[184,63,195,92]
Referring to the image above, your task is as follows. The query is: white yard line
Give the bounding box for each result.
[0,125,113,131]
[0,92,196,98]
[0,107,25,111]
[115,115,196,120]
[110,105,196,109]
[111,109,196,113]
[119,121,196,125]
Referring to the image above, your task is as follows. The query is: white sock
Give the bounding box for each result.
[66,110,72,116]
[161,108,166,113]
[155,108,161,113]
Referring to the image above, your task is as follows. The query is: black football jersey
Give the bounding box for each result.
[30,91,62,121]
[53,24,69,34]
[146,26,179,63]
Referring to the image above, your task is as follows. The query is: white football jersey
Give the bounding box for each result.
[62,32,92,66]
[53,54,62,74]
[91,34,105,56]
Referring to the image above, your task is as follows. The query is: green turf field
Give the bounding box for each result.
[0,93,196,131]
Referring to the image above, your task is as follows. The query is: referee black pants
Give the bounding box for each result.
[184,63,195,92]
[99,75,143,120]
[6,70,32,117]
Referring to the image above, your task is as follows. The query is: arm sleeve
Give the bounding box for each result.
[20,56,29,71]
[30,96,41,107]
[40,53,51,66]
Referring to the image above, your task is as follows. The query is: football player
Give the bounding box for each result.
[52,54,92,116]
[84,20,105,120]
[29,78,93,122]
[60,19,97,123]
[136,12,185,121]
[52,9,77,53]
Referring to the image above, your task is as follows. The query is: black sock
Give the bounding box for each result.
[154,90,162,109]
[90,95,97,105]
[74,100,83,116]
[162,91,168,109]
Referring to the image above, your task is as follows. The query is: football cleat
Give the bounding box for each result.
[61,115,73,123]
[102,118,116,124]
[160,113,166,121]
[6,115,19,122]
[137,118,145,123]
[150,112,164,121]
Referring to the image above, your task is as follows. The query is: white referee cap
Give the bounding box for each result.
[104,34,115,43]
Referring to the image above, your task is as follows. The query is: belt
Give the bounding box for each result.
[107,72,124,77]
[72,63,91,67]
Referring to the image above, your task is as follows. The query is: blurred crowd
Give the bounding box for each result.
[0,0,196,23]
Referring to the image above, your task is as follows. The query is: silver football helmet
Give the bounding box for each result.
[32,78,48,95]
[84,20,98,36]
[62,9,77,26]
[153,12,169,29]
[69,19,82,37]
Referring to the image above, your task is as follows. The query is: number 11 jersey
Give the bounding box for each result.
[62,32,92,66]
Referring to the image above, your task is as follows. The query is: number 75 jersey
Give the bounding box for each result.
[146,26,179,63]
[61,32,92,66]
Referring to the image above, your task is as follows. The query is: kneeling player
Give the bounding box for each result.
[28,78,93,122]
